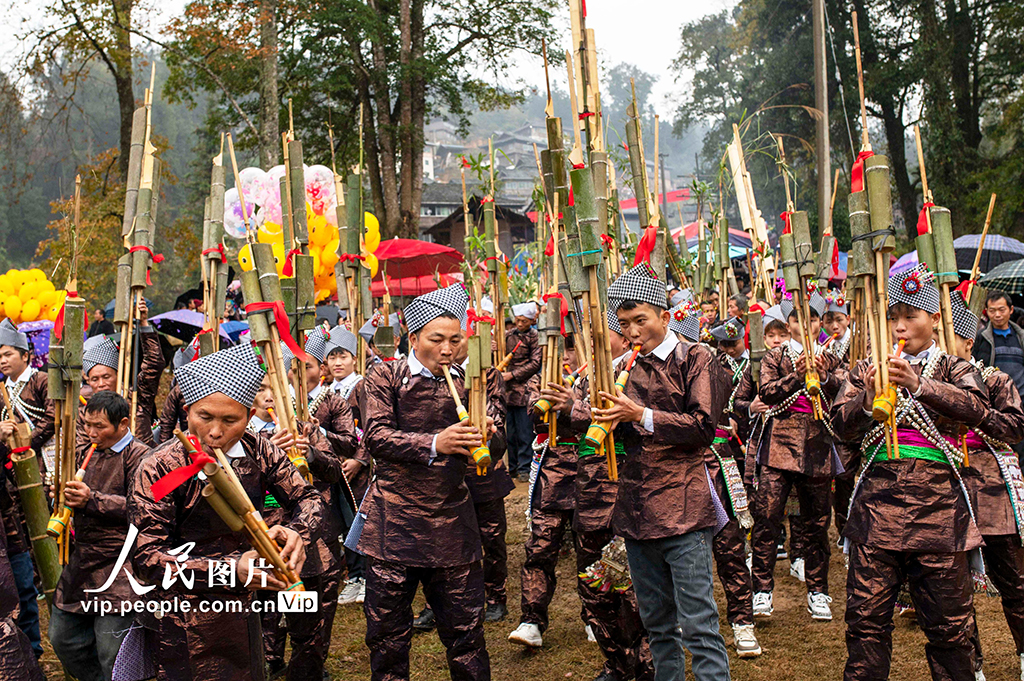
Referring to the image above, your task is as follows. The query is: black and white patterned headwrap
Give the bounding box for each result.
[0,319,27,352]
[668,300,699,338]
[607,263,668,312]
[888,263,940,314]
[780,300,795,320]
[327,326,358,357]
[175,342,266,408]
[763,304,787,328]
[949,290,979,340]
[404,283,469,334]
[711,317,745,343]
[83,336,120,376]
[304,325,330,364]
[607,309,622,335]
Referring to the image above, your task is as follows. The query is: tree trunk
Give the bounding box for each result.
[408,0,425,240]
[111,0,134,182]
[878,98,918,239]
[944,0,981,149]
[366,0,400,236]
[397,0,415,238]
[258,0,281,168]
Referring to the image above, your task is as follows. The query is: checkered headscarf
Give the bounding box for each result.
[780,300,795,320]
[0,319,27,352]
[83,336,120,376]
[607,263,668,312]
[304,326,330,364]
[888,263,940,314]
[327,326,358,357]
[175,342,266,408]
[711,317,745,343]
[949,290,979,340]
[404,283,469,334]
[607,309,622,335]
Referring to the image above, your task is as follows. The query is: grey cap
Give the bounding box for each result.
[0,318,28,352]
[175,342,266,408]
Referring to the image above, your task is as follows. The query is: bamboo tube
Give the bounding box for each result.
[287,139,308,245]
[967,194,998,305]
[121,106,146,238]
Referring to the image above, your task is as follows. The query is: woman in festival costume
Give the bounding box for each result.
[587,263,731,681]
[79,298,165,447]
[561,310,653,681]
[831,263,988,681]
[49,391,151,681]
[750,293,841,622]
[946,290,1024,680]
[348,283,494,681]
[508,335,579,649]
[324,325,373,607]
[129,343,322,681]
[502,302,542,482]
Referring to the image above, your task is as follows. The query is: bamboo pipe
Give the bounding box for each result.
[46,443,97,542]
[966,193,997,305]
[441,365,490,472]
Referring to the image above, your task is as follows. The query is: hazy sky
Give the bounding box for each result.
[4,0,736,116]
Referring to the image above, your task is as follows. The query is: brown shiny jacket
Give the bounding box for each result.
[1,371,55,457]
[503,327,542,408]
[358,359,500,567]
[530,377,577,512]
[831,354,988,552]
[55,437,151,613]
[157,383,188,445]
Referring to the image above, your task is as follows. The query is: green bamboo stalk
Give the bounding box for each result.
[789,211,816,279]
[12,452,61,605]
[287,140,309,246]
[848,191,873,278]
[930,206,957,284]
[120,107,146,239]
[864,155,896,253]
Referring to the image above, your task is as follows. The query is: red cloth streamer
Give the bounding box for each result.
[281,248,302,277]
[244,301,311,364]
[916,201,935,237]
[338,254,365,263]
[581,0,586,17]
[460,157,470,169]
[150,438,215,502]
[542,293,569,336]
[780,211,793,235]
[955,280,975,299]
[578,112,595,119]
[202,244,227,264]
[545,233,555,257]
[481,196,494,204]
[748,303,766,315]
[54,289,79,340]
[851,150,875,193]
[129,245,164,264]
[600,234,614,248]
[831,239,840,279]
[633,225,658,266]
[568,186,575,206]
[467,310,497,326]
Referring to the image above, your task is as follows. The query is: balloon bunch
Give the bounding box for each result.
[0,269,68,325]
[223,164,341,240]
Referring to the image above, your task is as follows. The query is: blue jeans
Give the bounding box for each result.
[49,607,136,681]
[626,529,731,681]
[8,551,41,658]
[506,406,533,476]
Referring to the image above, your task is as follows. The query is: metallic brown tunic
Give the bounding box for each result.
[758,346,843,477]
[503,327,541,408]
[0,504,43,681]
[358,359,500,567]
[1,371,55,457]
[963,367,1024,536]
[129,431,324,681]
[569,376,619,532]
[55,438,151,613]
[158,383,188,445]
[607,340,725,541]
[831,355,989,552]
[347,378,373,502]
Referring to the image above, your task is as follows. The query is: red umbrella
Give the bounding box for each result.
[372,238,464,281]
[370,272,464,297]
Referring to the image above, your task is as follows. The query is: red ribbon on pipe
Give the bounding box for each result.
[600,234,614,248]
[281,248,302,277]
[202,244,227,263]
[633,225,658,266]
[481,196,494,204]
[151,435,215,501]
[338,254,365,263]
[916,201,935,237]
[542,293,569,336]
[244,301,311,364]
[780,211,793,235]
[54,289,79,340]
[545,233,555,257]
[851,150,875,193]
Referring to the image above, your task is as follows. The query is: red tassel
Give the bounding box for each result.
[916,202,935,237]
[780,211,793,235]
[851,150,874,193]
[545,233,555,257]
[633,225,658,266]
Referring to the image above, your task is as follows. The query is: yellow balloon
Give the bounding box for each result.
[257,223,284,244]
[37,291,57,309]
[28,269,45,282]
[364,213,381,253]
[4,296,21,320]
[9,272,23,295]
[363,252,379,278]
[309,215,330,247]
[19,281,38,303]
[311,251,322,276]
[238,244,255,272]
[45,306,59,323]
[271,242,286,277]
[328,277,338,294]
[322,249,339,269]
[327,224,339,241]
[20,300,40,322]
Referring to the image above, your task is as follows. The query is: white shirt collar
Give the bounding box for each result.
[5,366,33,387]
[643,333,679,361]
[740,349,750,360]
[248,415,274,432]
[613,352,629,366]
[407,350,437,378]
[839,327,852,345]
[899,341,936,363]
[223,440,246,459]
[109,430,133,452]
[308,382,323,401]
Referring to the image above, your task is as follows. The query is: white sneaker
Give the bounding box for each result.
[508,622,543,648]
[807,592,833,621]
[585,625,597,643]
[338,577,365,605]
[975,667,986,681]
[731,623,762,658]
[752,591,773,618]
[790,557,806,582]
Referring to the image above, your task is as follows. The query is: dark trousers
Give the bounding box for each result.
[751,466,831,595]
[577,528,653,681]
[263,570,341,680]
[365,558,489,681]
[969,534,1024,667]
[48,608,134,681]
[474,498,508,607]
[8,552,40,658]
[519,508,574,630]
[505,406,533,476]
[713,517,754,626]
[844,542,975,681]
[834,468,857,538]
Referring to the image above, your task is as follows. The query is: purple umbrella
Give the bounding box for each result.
[891,251,919,275]
[149,310,232,343]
